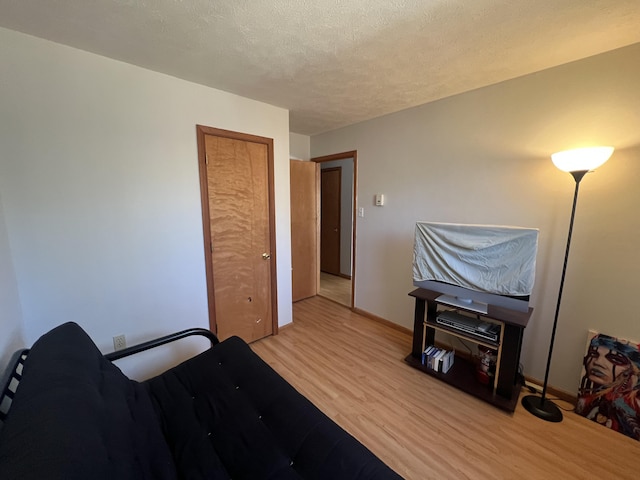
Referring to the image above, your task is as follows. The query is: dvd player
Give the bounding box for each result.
[435,310,500,342]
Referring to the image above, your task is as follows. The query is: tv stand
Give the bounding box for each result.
[405,288,532,412]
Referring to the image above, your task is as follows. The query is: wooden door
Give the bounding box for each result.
[196,125,277,343]
[290,160,319,302]
[320,167,341,275]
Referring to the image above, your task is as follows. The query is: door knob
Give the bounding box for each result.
[262,253,271,260]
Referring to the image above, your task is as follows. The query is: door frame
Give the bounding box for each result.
[196,124,279,336]
[312,150,357,309]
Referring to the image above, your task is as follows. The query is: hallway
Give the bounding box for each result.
[318,272,351,307]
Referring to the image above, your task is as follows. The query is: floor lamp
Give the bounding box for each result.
[522,146,614,422]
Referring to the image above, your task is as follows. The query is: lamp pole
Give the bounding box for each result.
[522,170,587,422]
[522,146,612,422]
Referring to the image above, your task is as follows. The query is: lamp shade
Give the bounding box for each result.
[551,146,614,173]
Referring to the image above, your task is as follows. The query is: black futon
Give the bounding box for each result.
[0,322,401,479]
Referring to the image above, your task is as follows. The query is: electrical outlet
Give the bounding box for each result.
[113,334,126,351]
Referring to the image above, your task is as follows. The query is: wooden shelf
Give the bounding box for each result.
[404,354,521,412]
[424,319,500,349]
[409,288,532,328]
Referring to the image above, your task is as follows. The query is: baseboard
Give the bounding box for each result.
[320,270,351,280]
[352,307,413,336]
[522,376,576,406]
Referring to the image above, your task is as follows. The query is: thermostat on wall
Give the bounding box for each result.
[375,194,385,206]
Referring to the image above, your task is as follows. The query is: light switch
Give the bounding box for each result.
[375,194,385,206]
[358,207,365,218]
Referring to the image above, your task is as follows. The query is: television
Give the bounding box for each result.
[412,222,539,313]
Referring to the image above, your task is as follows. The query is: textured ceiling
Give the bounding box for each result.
[1,0,640,135]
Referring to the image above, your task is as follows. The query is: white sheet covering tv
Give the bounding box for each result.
[413,222,539,313]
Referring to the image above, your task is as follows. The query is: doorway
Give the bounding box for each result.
[313,151,357,308]
[320,167,341,276]
[196,125,278,343]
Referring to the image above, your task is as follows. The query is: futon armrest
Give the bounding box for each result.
[105,328,219,361]
[0,322,178,480]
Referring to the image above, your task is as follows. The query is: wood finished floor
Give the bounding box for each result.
[318,271,351,307]
[252,296,636,480]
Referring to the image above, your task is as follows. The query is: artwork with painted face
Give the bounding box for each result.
[576,332,640,441]
[585,345,632,385]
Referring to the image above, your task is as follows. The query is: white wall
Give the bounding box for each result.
[289,132,311,160]
[0,28,292,379]
[311,42,640,394]
[0,192,24,371]
[320,159,354,277]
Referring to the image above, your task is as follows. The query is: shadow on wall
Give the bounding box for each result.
[0,191,25,374]
[0,328,25,375]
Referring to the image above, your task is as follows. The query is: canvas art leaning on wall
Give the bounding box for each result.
[576,331,640,441]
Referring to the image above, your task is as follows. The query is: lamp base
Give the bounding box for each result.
[521,395,563,422]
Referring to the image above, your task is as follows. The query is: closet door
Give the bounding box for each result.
[197,125,277,343]
[320,167,341,275]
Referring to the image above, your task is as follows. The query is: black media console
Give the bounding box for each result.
[405,288,532,412]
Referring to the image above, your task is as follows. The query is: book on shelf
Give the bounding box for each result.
[432,348,443,370]
[423,345,438,369]
[441,350,455,374]
[422,345,455,373]
[422,346,435,365]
